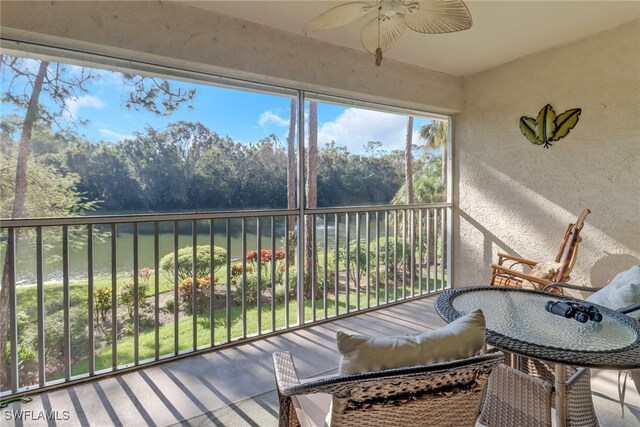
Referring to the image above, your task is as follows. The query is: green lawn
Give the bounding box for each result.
[16,270,220,322]
[47,277,445,379]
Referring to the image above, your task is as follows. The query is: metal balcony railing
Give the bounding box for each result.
[0,203,451,397]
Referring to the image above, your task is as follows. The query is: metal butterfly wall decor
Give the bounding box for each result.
[519,104,581,148]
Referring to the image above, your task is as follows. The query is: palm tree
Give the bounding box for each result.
[418,121,449,272]
[418,121,448,185]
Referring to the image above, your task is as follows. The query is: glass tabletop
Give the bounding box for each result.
[452,290,637,352]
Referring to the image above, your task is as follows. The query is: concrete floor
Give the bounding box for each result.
[3,295,639,426]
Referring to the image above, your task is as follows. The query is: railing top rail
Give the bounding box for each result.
[0,209,297,228]
[0,203,451,228]
[306,203,451,215]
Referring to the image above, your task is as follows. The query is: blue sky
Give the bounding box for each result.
[1,57,437,155]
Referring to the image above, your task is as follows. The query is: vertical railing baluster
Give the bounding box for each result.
[296,90,305,326]
[322,214,328,319]
[271,217,277,330]
[345,213,350,313]
[418,210,423,295]
[226,219,232,342]
[426,209,431,293]
[334,214,339,317]
[154,222,160,360]
[410,210,415,298]
[384,212,389,304]
[173,222,179,355]
[191,221,197,351]
[393,210,398,302]
[440,208,448,291]
[87,225,95,375]
[401,211,406,300]
[257,219,262,334]
[311,215,317,323]
[283,216,289,329]
[433,209,438,290]
[375,212,380,307]
[111,224,117,370]
[133,223,139,365]
[446,206,452,291]
[242,218,248,337]
[355,212,360,311]
[365,212,370,308]
[211,219,216,345]
[8,227,18,393]
[62,225,70,381]
[36,227,45,386]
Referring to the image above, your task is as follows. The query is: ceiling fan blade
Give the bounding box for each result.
[360,13,408,54]
[302,2,376,32]
[404,0,472,34]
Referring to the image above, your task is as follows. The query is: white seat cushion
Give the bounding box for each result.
[586,265,640,313]
[336,309,486,375]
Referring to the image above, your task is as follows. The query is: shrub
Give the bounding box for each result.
[160,245,227,282]
[278,265,298,299]
[118,282,149,319]
[233,264,298,305]
[246,249,284,263]
[274,285,287,303]
[234,272,259,305]
[40,306,90,372]
[94,287,112,322]
[15,310,38,384]
[178,277,210,314]
[231,262,253,277]
[375,237,410,259]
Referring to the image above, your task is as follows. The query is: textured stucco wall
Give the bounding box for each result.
[0,0,463,113]
[454,19,640,289]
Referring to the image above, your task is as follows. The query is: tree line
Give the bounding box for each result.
[1,119,449,215]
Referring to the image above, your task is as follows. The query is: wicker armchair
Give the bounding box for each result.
[479,356,597,427]
[490,209,591,291]
[272,351,505,427]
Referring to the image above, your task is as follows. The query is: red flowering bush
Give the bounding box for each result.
[246,249,286,263]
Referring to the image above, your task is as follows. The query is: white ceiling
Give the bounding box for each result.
[185,1,640,76]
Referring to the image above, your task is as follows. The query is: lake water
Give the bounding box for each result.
[4,215,405,283]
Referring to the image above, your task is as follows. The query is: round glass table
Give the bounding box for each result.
[435,286,640,427]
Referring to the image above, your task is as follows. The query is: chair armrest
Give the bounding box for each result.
[496,252,538,267]
[273,351,302,396]
[620,303,640,316]
[541,282,603,294]
[491,264,552,285]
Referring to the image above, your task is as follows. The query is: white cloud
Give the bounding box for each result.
[66,95,105,118]
[98,128,133,141]
[317,108,409,154]
[258,110,289,128]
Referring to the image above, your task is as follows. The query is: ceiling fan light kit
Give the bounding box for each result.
[302,0,473,66]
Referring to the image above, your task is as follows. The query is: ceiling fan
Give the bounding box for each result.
[302,0,472,66]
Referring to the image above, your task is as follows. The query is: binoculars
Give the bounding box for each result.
[545,300,603,323]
